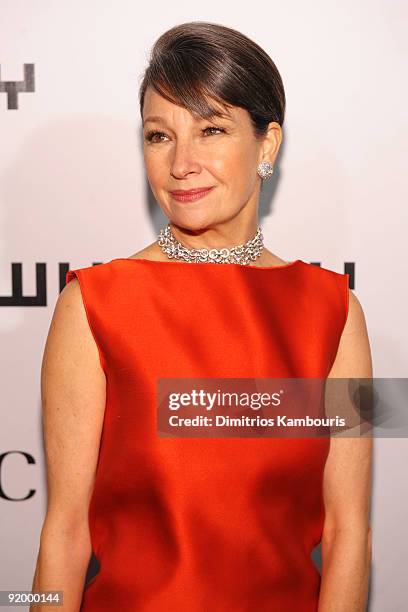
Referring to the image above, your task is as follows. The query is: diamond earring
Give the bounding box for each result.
[257,161,274,180]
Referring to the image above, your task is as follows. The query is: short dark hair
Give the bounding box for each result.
[138,21,286,139]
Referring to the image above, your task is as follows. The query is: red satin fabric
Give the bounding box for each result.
[65,258,349,611]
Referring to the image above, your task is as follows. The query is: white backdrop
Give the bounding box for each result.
[1,1,407,609]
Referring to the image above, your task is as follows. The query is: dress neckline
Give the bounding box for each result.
[110,257,303,271]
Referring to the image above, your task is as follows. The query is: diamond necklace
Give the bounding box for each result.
[157,223,264,265]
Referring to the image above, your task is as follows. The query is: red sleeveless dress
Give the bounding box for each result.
[65,258,349,612]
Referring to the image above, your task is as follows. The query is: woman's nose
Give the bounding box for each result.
[170,141,202,178]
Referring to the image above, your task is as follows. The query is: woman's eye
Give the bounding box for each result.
[145,126,225,143]
[145,131,166,143]
[203,126,225,136]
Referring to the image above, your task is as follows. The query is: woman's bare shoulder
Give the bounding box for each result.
[125,242,166,262]
[260,249,292,266]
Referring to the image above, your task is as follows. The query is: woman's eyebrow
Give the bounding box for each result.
[143,115,166,126]
[207,112,234,122]
[143,113,234,127]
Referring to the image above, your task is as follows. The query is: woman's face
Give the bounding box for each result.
[142,87,280,232]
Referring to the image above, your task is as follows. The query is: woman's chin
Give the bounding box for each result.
[165,210,219,232]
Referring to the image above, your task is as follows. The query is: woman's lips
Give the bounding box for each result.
[170,187,214,202]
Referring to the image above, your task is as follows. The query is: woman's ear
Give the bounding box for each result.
[259,121,282,165]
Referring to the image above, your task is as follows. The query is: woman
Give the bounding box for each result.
[31,21,372,611]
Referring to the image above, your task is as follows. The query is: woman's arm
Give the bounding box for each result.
[317,288,373,612]
[30,278,106,611]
